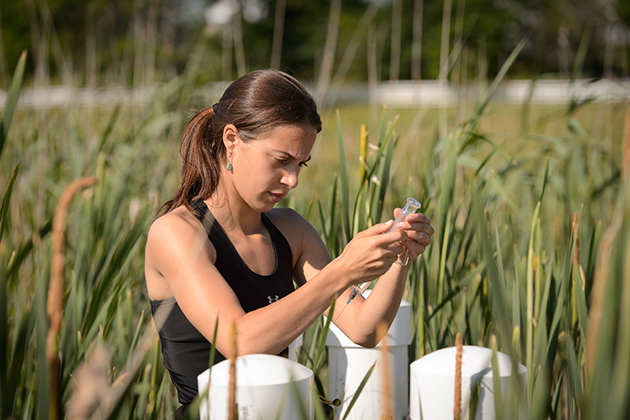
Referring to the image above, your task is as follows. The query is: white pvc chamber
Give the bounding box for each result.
[326,291,412,419]
[409,346,527,420]
[197,353,314,420]
[288,333,303,362]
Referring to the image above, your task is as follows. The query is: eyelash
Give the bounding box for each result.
[276,158,308,167]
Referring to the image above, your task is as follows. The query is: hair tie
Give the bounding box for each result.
[211,103,219,115]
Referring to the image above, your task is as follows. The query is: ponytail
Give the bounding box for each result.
[158,107,224,215]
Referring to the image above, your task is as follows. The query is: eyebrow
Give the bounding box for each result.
[275,150,311,163]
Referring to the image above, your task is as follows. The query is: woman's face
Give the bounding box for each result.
[227,122,318,212]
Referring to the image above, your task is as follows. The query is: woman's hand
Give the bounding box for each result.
[390,209,434,264]
[334,220,406,287]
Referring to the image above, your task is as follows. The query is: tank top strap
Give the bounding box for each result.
[260,212,293,270]
[189,199,207,219]
[189,200,215,234]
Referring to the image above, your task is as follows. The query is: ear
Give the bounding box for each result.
[222,124,240,154]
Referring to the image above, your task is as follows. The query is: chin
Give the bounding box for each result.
[259,204,276,213]
[250,199,276,213]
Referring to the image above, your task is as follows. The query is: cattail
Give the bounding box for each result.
[47,177,98,420]
[228,322,238,420]
[378,322,393,420]
[454,333,463,420]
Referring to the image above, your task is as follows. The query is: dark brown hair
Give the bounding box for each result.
[160,70,322,215]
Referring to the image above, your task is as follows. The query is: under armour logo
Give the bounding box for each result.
[267,295,279,304]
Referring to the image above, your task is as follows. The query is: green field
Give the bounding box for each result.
[1,52,630,419]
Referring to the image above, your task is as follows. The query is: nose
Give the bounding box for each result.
[281,168,299,190]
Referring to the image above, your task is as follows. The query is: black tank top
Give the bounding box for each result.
[150,200,295,405]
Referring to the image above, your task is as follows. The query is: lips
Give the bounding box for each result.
[269,192,286,203]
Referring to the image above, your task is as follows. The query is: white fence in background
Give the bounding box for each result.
[2,79,629,110]
[375,78,630,106]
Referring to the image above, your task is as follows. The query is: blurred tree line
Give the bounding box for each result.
[0,0,629,87]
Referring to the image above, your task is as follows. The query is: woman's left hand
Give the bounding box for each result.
[391,209,434,264]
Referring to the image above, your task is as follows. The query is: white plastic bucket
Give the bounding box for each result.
[409,346,527,420]
[197,354,314,420]
[326,293,411,419]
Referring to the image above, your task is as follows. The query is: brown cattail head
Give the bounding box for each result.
[228,322,238,420]
[47,177,98,420]
[454,333,463,420]
[378,322,393,420]
[47,177,98,361]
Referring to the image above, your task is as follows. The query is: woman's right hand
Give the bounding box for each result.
[334,220,406,287]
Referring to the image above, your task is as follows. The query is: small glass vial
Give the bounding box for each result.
[387,197,422,233]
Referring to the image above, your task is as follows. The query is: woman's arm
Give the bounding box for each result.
[272,207,434,348]
[334,209,434,346]
[145,209,404,358]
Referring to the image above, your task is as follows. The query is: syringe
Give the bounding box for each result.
[345,197,422,304]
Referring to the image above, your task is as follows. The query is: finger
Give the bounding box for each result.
[416,213,431,224]
[380,228,407,245]
[365,220,406,243]
[406,212,431,225]
[385,254,399,266]
[375,255,399,274]
[409,244,427,258]
[391,213,431,232]
[386,241,405,254]
[405,230,433,246]
[400,237,428,259]
[398,215,434,233]
[406,222,435,237]
[365,219,395,235]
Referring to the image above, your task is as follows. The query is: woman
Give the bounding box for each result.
[145,69,434,417]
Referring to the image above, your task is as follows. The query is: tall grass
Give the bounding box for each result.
[1,45,629,420]
[1,52,180,418]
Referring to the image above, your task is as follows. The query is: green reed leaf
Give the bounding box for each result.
[341,362,375,420]
[0,161,19,244]
[0,51,26,158]
[336,111,351,243]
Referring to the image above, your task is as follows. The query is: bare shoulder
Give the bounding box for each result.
[266,206,309,226]
[265,207,320,243]
[147,206,205,247]
[266,207,331,281]
[145,206,217,299]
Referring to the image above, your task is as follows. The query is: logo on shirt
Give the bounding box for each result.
[267,295,279,304]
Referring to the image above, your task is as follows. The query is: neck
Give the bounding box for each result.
[205,184,263,235]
